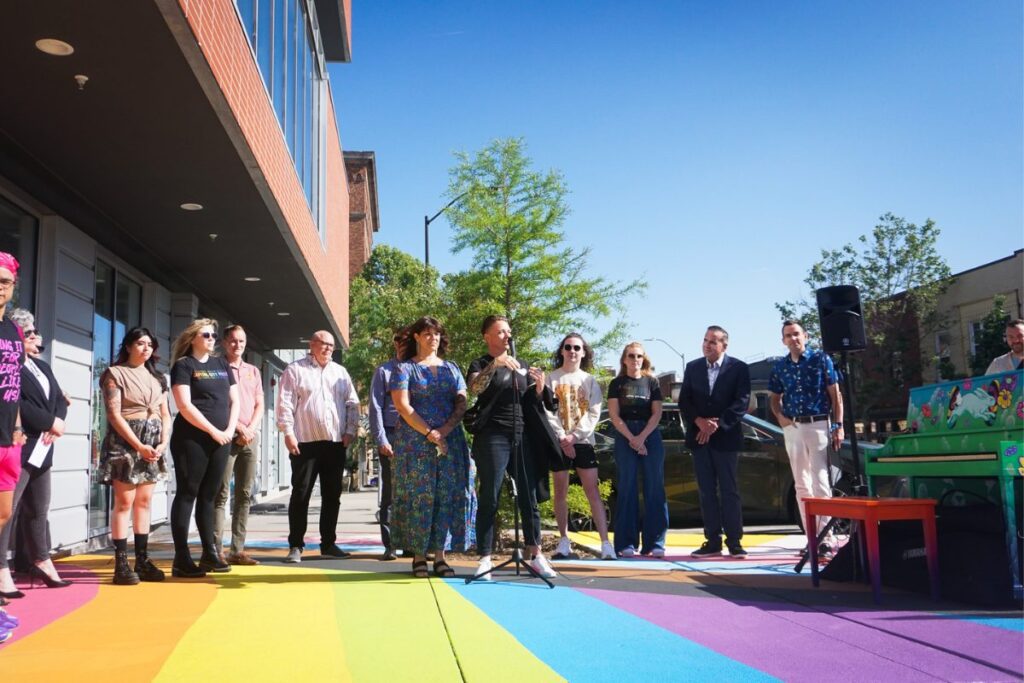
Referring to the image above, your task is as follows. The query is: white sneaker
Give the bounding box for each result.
[529,554,558,578]
[600,541,616,560]
[552,537,572,559]
[620,546,636,558]
[651,548,665,558]
[284,547,302,563]
[473,557,493,581]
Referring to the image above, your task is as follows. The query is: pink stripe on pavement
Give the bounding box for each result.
[3,564,99,644]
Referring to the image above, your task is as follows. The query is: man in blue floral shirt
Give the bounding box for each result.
[768,320,844,550]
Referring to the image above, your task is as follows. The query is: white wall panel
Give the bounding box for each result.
[48,507,88,549]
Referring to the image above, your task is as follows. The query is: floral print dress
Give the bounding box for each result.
[389,361,476,555]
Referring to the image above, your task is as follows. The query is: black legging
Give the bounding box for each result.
[170,421,230,561]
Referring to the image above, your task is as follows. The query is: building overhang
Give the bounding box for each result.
[0,0,339,349]
[314,0,353,62]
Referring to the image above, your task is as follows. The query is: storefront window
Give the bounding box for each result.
[0,195,38,310]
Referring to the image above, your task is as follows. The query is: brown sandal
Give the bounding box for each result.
[412,559,429,578]
[433,560,455,578]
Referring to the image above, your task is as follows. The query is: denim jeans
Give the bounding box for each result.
[612,420,667,553]
[472,427,541,554]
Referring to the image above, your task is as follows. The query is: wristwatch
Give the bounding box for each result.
[829,422,842,433]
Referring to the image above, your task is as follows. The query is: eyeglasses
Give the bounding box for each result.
[199,332,217,339]
[627,353,644,359]
[563,344,582,352]
[313,339,335,348]
[23,328,38,338]
[0,278,14,289]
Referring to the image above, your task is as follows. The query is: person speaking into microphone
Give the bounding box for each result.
[467,315,560,581]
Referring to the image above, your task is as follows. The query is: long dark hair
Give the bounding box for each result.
[115,326,168,392]
[552,332,594,372]
[400,316,450,360]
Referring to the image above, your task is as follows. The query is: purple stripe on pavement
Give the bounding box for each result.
[580,589,1022,682]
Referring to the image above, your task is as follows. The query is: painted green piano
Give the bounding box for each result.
[865,369,1024,600]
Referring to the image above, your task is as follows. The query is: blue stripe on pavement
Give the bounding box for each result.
[450,580,778,682]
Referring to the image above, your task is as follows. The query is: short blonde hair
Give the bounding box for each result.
[170,318,218,365]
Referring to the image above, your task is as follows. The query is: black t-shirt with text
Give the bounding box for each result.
[0,318,24,446]
[607,374,663,421]
[171,355,235,430]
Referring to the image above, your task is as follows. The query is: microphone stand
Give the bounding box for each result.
[466,340,554,588]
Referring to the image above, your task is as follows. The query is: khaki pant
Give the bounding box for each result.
[214,434,260,555]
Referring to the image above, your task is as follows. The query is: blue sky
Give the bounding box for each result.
[329,1,1023,374]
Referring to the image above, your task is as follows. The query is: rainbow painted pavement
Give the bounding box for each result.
[1,530,1021,682]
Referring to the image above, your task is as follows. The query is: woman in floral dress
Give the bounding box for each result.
[390,316,475,578]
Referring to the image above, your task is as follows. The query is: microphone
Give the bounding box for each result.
[508,336,517,359]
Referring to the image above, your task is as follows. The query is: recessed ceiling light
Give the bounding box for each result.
[35,39,74,56]
[180,202,203,211]
[244,276,261,282]
[277,312,290,316]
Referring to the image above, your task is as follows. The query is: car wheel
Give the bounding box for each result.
[567,502,613,533]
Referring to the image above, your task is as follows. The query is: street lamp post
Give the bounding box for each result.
[424,185,500,269]
[424,191,471,269]
[644,337,685,376]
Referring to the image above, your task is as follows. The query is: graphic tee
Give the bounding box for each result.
[544,367,603,445]
[0,318,24,445]
[171,355,235,430]
[607,375,663,421]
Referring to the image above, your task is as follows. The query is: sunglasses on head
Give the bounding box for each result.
[563,344,582,352]
[199,332,217,339]
[627,353,644,359]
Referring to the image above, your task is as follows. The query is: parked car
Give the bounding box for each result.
[592,403,880,529]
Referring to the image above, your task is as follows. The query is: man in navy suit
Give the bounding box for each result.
[679,326,751,558]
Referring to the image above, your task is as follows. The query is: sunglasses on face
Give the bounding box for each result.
[627,353,644,359]
[199,332,217,339]
[563,344,582,352]
[23,328,38,338]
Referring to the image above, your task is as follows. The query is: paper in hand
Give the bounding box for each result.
[26,438,50,468]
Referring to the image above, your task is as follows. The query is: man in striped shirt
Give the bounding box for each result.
[276,330,360,563]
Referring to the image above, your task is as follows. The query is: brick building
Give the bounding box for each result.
[0,0,375,554]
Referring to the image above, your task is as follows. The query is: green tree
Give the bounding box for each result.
[776,213,953,420]
[969,295,1010,375]
[345,245,443,396]
[443,138,645,366]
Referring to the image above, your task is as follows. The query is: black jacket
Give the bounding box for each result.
[19,357,68,471]
[679,355,750,452]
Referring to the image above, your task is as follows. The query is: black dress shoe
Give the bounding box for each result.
[30,565,72,588]
[320,545,351,559]
[0,589,24,600]
[198,554,231,573]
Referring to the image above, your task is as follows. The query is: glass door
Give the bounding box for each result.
[89,261,141,538]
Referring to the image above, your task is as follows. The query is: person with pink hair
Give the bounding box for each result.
[0,252,27,643]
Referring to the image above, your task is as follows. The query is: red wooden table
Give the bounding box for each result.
[804,496,939,604]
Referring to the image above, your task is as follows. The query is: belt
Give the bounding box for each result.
[791,414,828,424]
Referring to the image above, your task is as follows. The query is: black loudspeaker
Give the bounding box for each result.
[816,285,867,352]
